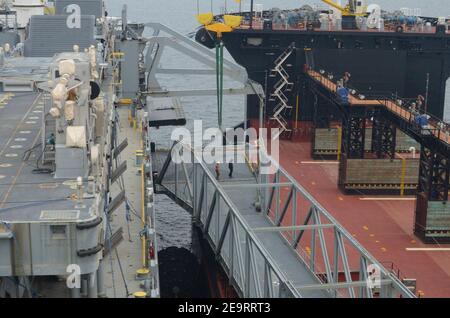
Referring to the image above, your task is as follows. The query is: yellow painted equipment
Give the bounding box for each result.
[321,0,367,16]
[118,98,133,105]
[337,126,342,161]
[135,150,144,166]
[133,291,147,298]
[224,15,242,28]
[400,157,407,196]
[111,52,125,59]
[136,268,150,277]
[140,164,146,267]
[196,12,214,25]
[196,1,243,37]
[44,6,55,15]
[205,23,233,37]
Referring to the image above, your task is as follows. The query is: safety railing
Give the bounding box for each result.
[141,120,160,298]
[156,141,415,298]
[156,142,302,297]
[306,69,338,93]
[256,142,415,298]
[306,68,450,146]
[377,96,450,145]
[213,10,449,35]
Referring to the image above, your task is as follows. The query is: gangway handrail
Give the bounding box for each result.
[257,144,415,298]
[157,140,415,298]
[159,141,303,297]
[305,68,450,146]
[378,95,450,143]
[191,145,300,297]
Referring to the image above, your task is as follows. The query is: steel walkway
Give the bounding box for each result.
[154,142,414,298]
[306,69,450,147]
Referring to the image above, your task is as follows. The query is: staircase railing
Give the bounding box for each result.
[269,44,295,139]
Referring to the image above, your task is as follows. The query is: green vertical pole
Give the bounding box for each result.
[216,41,220,126]
[219,41,224,132]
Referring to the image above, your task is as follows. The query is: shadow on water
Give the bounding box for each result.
[155,194,211,298]
[158,246,210,298]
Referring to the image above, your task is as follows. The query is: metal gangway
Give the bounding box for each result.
[155,141,415,298]
[305,69,450,147]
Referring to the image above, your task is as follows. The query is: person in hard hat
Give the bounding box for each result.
[215,162,220,180]
[343,72,351,87]
[228,162,234,178]
[337,85,349,104]
[417,95,425,110]
[46,133,55,151]
[409,102,419,120]
[336,79,344,92]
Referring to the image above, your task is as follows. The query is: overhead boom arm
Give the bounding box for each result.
[321,0,366,16]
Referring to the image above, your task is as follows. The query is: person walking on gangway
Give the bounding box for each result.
[215,162,221,180]
[228,162,234,178]
[417,95,425,110]
[343,72,351,87]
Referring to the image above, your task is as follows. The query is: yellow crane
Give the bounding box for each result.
[321,0,367,17]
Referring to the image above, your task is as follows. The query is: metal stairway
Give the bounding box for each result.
[153,141,415,298]
[270,44,295,140]
[42,113,56,165]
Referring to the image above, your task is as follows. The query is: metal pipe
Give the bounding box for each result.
[425,73,429,113]
[71,286,81,298]
[250,0,254,29]
[88,272,98,298]
[97,261,106,297]
[141,164,147,268]
[80,275,88,297]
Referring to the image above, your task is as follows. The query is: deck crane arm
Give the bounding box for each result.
[321,0,366,16]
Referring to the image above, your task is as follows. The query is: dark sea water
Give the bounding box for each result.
[105,0,450,250]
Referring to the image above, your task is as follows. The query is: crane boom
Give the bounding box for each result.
[322,0,347,13]
[321,0,366,16]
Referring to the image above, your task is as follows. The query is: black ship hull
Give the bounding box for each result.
[197,28,450,121]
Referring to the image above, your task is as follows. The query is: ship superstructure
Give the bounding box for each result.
[0,0,159,298]
[0,0,448,299]
[196,3,450,121]
[193,1,450,297]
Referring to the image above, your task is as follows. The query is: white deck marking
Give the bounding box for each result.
[406,248,450,252]
[300,161,339,164]
[359,197,416,201]
[0,95,40,157]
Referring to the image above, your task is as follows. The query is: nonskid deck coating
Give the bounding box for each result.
[0,93,93,223]
[201,153,329,298]
[277,139,450,297]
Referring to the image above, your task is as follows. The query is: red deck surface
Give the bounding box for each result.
[276,137,450,298]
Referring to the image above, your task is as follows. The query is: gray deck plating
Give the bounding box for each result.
[210,162,328,298]
[0,93,92,223]
[156,146,328,298]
